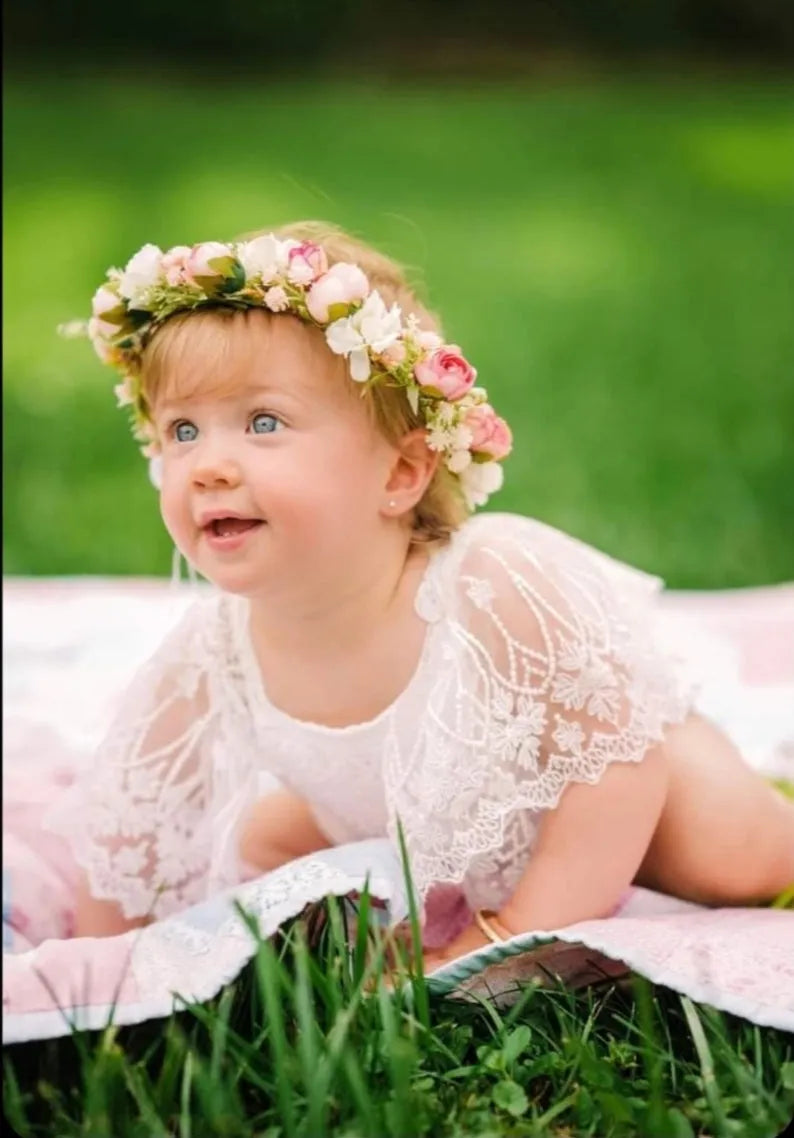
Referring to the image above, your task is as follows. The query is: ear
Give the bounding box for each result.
[382,428,439,516]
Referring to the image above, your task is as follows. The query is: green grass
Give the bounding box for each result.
[4,72,794,585]
[4,896,794,1137]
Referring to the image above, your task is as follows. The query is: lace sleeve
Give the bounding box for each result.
[45,594,258,921]
[388,513,694,905]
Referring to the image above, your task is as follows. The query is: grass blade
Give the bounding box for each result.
[680,995,729,1138]
[179,1048,194,1138]
[395,818,430,1031]
[255,935,298,1138]
[293,925,325,1138]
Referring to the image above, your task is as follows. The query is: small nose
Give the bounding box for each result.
[191,445,242,490]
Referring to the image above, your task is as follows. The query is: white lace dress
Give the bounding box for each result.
[46,512,693,927]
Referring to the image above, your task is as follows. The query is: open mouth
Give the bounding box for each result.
[205,517,264,538]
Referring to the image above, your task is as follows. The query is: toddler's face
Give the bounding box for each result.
[150,316,395,597]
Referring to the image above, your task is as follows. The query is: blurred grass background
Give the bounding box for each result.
[4,71,793,586]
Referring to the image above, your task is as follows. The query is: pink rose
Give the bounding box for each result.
[286,241,329,286]
[465,403,513,460]
[91,285,126,334]
[92,284,122,319]
[184,242,241,293]
[414,346,477,402]
[161,245,193,286]
[264,285,289,312]
[88,318,118,361]
[305,262,370,323]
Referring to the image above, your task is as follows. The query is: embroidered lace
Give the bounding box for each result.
[45,513,692,921]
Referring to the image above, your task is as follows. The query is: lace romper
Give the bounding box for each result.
[47,512,692,925]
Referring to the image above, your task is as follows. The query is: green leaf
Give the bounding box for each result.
[781,1061,794,1090]
[325,301,352,323]
[99,301,129,325]
[217,258,246,294]
[662,1107,697,1137]
[597,1090,635,1124]
[475,1045,504,1072]
[502,1025,532,1066]
[492,1080,528,1117]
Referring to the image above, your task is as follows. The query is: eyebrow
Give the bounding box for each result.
[157,382,301,415]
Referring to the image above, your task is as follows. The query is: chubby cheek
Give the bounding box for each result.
[284,458,378,522]
[158,478,193,552]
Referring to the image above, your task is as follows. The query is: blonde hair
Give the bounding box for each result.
[140,220,469,547]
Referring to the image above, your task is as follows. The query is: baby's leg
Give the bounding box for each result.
[238,789,331,875]
[636,714,794,904]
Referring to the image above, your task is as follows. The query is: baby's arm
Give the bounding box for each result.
[422,746,668,971]
[74,789,331,938]
[74,878,151,938]
[238,788,332,873]
[498,744,668,933]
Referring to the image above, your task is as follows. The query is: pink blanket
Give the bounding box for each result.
[3,578,794,1044]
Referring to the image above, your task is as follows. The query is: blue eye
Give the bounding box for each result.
[250,413,282,435]
[173,420,198,443]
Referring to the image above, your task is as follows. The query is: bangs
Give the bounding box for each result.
[140,307,278,414]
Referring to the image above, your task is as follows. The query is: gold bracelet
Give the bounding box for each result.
[474,908,509,944]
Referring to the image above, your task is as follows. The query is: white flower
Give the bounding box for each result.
[348,348,371,382]
[264,285,289,312]
[325,316,362,356]
[451,424,474,452]
[325,291,403,382]
[357,292,403,353]
[435,402,457,426]
[426,422,455,452]
[425,405,474,459]
[458,460,504,508]
[446,449,472,474]
[113,378,135,407]
[118,243,164,303]
[236,234,289,284]
[325,316,369,380]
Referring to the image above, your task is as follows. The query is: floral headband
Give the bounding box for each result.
[60,234,512,509]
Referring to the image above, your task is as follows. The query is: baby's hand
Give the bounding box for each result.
[421,921,495,974]
[370,918,496,982]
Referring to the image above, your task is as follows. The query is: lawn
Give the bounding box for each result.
[4,897,794,1137]
[4,72,793,585]
[3,71,794,1136]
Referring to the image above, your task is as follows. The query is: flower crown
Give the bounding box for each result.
[60,234,512,509]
